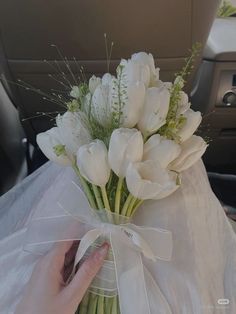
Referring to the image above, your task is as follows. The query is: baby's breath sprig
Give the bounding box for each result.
[159,43,201,141]
[111,64,127,128]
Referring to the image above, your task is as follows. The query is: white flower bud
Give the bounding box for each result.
[120,58,150,87]
[36,127,71,166]
[177,109,202,142]
[89,75,101,94]
[143,134,181,168]
[137,86,170,137]
[56,111,91,155]
[131,52,159,86]
[108,128,143,177]
[170,135,208,172]
[126,160,179,200]
[70,86,80,99]
[77,140,110,186]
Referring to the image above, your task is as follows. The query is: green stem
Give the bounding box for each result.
[79,292,90,314]
[121,193,133,216]
[131,199,144,217]
[88,294,98,314]
[115,177,124,214]
[112,296,118,314]
[97,295,104,314]
[105,297,113,312]
[126,196,137,217]
[72,164,96,209]
[101,186,111,211]
[92,185,104,210]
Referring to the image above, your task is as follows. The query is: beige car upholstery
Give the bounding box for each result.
[0,0,220,145]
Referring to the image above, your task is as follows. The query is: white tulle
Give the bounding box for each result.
[0,160,236,313]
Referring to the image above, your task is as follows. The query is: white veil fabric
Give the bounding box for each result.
[0,160,235,313]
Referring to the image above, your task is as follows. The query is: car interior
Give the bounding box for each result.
[0,0,235,227]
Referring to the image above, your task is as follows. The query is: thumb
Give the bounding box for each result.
[63,242,109,306]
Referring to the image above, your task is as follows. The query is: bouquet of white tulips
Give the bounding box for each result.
[36,50,207,314]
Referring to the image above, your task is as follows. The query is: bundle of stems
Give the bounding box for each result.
[72,164,143,314]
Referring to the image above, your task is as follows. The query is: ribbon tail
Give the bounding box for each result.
[69,229,102,280]
[110,235,151,314]
[143,266,172,314]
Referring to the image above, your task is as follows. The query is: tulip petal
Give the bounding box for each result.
[143,134,181,168]
[126,160,178,200]
[170,135,208,172]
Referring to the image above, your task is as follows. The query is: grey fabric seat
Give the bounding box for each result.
[0,0,220,144]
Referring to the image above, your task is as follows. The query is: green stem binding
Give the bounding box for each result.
[79,292,90,314]
[114,177,124,215]
[92,185,104,210]
[121,193,133,216]
[131,199,144,217]
[101,186,111,211]
[97,295,104,314]
[126,196,137,217]
[87,294,98,314]
[72,163,96,209]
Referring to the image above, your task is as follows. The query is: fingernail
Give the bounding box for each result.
[96,243,109,260]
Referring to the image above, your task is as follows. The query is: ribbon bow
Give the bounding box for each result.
[25,181,173,314]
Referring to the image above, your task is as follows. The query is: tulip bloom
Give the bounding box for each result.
[91,84,111,127]
[111,79,145,128]
[177,109,202,142]
[138,86,170,137]
[77,140,110,187]
[176,91,190,116]
[131,52,159,87]
[36,127,71,166]
[170,135,208,172]
[56,111,92,155]
[70,86,80,99]
[89,75,101,94]
[126,160,178,200]
[108,128,143,177]
[143,134,181,168]
[120,58,150,88]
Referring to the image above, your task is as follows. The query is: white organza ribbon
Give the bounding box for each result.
[25,181,173,314]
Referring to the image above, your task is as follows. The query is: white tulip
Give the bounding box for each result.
[102,73,114,85]
[77,140,110,186]
[170,135,208,172]
[108,128,143,177]
[126,160,178,200]
[177,109,202,142]
[91,84,112,127]
[91,72,145,128]
[70,86,80,99]
[131,52,159,86]
[120,58,150,87]
[143,134,181,168]
[137,86,170,137]
[89,75,101,94]
[56,111,91,155]
[109,75,145,128]
[36,127,71,166]
[176,91,190,116]
[121,81,145,127]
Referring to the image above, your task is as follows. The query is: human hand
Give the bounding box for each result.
[15,241,109,314]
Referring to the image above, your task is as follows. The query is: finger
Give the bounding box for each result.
[64,242,109,305]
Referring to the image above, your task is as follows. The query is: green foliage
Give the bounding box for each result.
[218,1,236,17]
[53,144,66,156]
[159,43,201,142]
[67,99,80,112]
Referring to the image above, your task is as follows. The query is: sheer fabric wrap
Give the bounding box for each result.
[25,181,173,314]
[0,160,235,313]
